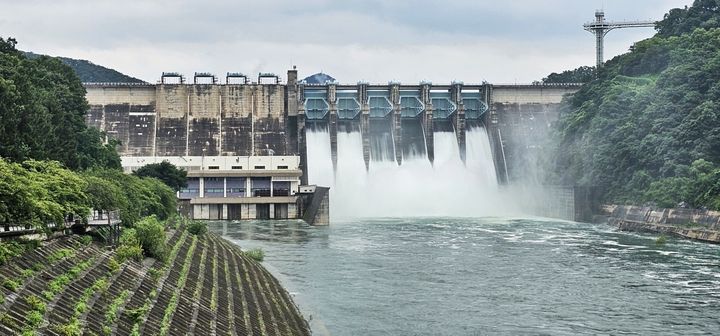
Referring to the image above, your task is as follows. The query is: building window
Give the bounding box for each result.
[208,166,220,170]
[277,165,288,169]
[231,165,243,170]
[254,165,265,170]
[227,188,245,194]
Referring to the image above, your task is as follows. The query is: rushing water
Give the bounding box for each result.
[209,218,720,335]
[219,127,720,334]
[306,128,518,218]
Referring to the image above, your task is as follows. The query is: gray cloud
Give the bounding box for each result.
[0,0,694,83]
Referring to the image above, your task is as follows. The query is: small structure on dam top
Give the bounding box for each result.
[84,68,581,221]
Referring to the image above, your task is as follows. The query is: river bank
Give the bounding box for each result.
[603,204,720,244]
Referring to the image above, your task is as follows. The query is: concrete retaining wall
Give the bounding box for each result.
[606,205,720,243]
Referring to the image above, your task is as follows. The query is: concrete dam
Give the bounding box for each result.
[84,69,580,221]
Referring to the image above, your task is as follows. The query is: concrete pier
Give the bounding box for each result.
[390,83,403,165]
[360,106,371,170]
[328,84,338,172]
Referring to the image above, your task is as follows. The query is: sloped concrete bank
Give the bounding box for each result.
[604,205,720,244]
[0,229,311,335]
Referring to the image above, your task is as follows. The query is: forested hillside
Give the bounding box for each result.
[23,51,145,84]
[0,38,119,170]
[551,0,720,209]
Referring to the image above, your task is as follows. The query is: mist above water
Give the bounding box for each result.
[306,127,522,218]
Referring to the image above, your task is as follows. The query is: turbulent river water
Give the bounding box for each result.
[209,218,720,335]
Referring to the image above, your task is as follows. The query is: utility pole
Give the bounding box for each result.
[583,10,655,68]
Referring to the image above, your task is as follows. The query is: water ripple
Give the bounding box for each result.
[208,218,720,335]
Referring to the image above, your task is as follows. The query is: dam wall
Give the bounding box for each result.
[84,71,579,187]
[487,84,581,183]
[86,76,296,158]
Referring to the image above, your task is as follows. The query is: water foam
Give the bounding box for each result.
[306,127,519,218]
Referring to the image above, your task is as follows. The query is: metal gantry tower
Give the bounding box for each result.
[583,10,655,68]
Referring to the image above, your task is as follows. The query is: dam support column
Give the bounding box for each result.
[358,82,370,171]
[484,84,508,184]
[420,82,434,165]
[390,83,402,165]
[451,82,466,164]
[286,68,299,155]
[328,84,338,173]
[298,106,308,185]
[455,103,466,164]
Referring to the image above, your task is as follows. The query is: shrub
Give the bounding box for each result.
[20,269,36,279]
[3,278,20,291]
[25,295,45,314]
[108,257,120,273]
[80,235,92,245]
[134,216,167,262]
[656,235,668,245]
[48,248,75,263]
[244,248,265,262]
[55,318,81,336]
[187,220,207,236]
[148,268,162,282]
[0,241,26,265]
[116,228,143,262]
[125,301,150,323]
[26,310,43,328]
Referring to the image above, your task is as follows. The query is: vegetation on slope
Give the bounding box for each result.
[23,51,145,84]
[0,220,311,335]
[542,66,595,84]
[551,0,720,209]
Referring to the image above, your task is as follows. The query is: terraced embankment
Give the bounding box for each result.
[0,229,310,335]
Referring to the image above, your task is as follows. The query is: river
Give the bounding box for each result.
[209,217,720,335]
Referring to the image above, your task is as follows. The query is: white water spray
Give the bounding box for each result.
[306,127,519,218]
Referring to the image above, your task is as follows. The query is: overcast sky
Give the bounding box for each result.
[0,0,694,84]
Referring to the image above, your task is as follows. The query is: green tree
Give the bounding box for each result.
[0,159,89,230]
[83,175,127,214]
[133,161,187,191]
[85,168,177,226]
[542,66,596,84]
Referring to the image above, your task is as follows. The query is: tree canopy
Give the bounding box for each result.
[542,66,595,84]
[550,1,720,209]
[656,0,720,37]
[133,161,188,192]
